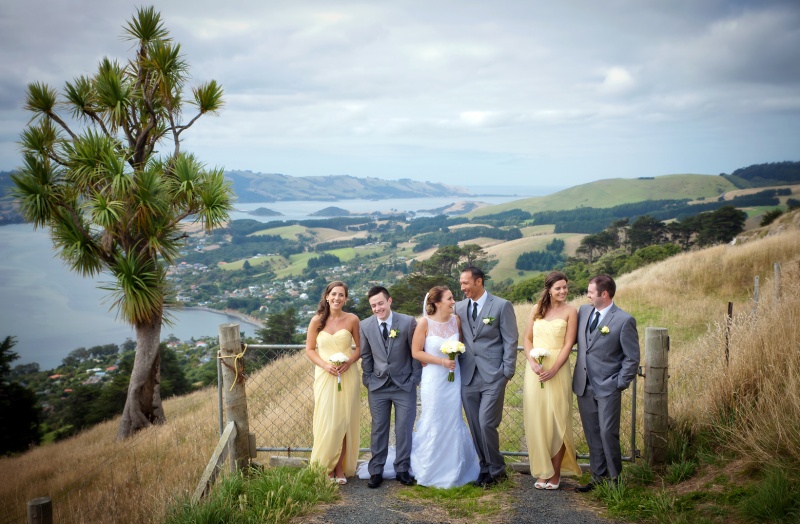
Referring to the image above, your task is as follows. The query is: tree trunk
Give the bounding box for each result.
[117,317,165,439]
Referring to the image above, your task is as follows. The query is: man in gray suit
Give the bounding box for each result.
[573,274,640,492]
[456,266,518,487]
[360,286,420,488]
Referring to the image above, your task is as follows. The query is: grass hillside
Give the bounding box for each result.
[470,174,738,216]
[2,227,799,523]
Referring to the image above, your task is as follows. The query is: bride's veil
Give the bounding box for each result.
[422,292,429,318]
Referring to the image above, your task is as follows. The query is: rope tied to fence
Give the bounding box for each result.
[218,342,248,391]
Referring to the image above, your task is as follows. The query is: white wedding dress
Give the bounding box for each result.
[410,315,480,488]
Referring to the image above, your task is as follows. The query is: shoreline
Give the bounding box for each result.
[183,306,265,329]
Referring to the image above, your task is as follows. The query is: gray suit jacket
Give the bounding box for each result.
[455,293,518,384]
[572,303,640,397]
[360,312,420,392]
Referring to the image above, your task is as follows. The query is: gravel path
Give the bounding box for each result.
[301,472,627,524]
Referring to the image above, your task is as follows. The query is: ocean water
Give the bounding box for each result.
[0,194,535,370]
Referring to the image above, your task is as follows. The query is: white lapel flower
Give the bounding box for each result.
[389,328,399,339]
[599,326,610,335]
[482,317,495,326]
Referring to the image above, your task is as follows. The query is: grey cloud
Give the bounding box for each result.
[0,0,798,184]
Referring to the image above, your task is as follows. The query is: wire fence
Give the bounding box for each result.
[234,344,640,466]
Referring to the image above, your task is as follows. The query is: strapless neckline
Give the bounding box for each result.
[538,318,567,325]
[320,328,349,336]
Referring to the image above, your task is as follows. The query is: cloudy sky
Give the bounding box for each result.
[1,0,798,189]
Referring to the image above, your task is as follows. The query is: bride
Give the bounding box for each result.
[410,286,480,488]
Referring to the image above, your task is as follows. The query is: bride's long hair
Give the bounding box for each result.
[533,271,568,321]
[424,286,450,317]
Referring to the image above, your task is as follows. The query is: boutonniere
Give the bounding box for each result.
[389,329,399,339]
[599,326,610,335]
[482,317,495,326]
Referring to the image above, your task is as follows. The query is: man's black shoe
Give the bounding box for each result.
[367,474,383,489]
[471,472,490,487]
[483,471,508,487]
[575,481,597,493]
[395,471,416,486]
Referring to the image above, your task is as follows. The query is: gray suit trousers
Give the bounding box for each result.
[461,371,507,477]
[367,381,416,475]
[576,383,623,480]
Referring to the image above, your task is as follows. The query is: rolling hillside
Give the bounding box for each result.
[4,219,799,523]
[469,174,738,216]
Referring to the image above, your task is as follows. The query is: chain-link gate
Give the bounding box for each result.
[223,344,639,466]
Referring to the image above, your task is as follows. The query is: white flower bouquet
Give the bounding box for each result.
[530,348,550,389]
[328,352,349,391]
[440,340,465,382]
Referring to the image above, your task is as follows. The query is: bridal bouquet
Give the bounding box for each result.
[440,340,465,382]
[530,348,550,389]
[328,352,350,391]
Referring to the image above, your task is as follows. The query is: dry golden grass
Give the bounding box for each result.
[4,228,799,523]
[616,229,800,472]
[0,387,221,524]
[674,260,800,469]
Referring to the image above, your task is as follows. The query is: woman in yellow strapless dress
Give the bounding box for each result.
[305,281,361,483]
[523,271,581,490]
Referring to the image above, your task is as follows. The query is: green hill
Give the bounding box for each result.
[721,160,800,188]
[470,174,737,217]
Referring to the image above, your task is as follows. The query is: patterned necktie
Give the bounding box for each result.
[471,301,478,321]
[589,311,600,333]
[381,321,388,340]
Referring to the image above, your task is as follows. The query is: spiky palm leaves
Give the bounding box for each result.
[11,6,232,328]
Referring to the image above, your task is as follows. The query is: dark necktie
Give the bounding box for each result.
[381,321,388,340]
[589,311,600,333]
[472,301,478,321]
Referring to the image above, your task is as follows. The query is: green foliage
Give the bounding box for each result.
[306,253,341,269]
[398,480,508,519]
[412,225,521,252]
[514,237,568,273]
[545,237,565,253]
[625,460,656,485]
[696,205,747,246]
[619,244,682,274]
[256,308,299,344]
[389,244,495,314]
[515,250,565,271]
[472,208,532,227]
[495,274,546,303]
[164,465,338,524]
[737,467,800,523]
[665,460,698,485]
[787,198,800,210]
[12,7,235,436]
[0,336,41,454]
[722,161,800,188]
[226,297,262,314]
[760,208,784,227]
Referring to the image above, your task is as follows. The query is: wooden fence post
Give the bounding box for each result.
[27,497,52,524]
[753,275,760,314]
[644,327,669,466]
[775,262,782,302]
[725,302,733,366]
[218,323,251,472]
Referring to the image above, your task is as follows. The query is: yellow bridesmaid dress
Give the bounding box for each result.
[309,329,361,476]
[523,318,581,479]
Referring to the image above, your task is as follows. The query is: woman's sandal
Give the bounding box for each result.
[534,479,548,490]
[545,481,560,490]
[336,477,347,485]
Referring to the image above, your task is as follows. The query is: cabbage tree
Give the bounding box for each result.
[11,7,233,438]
